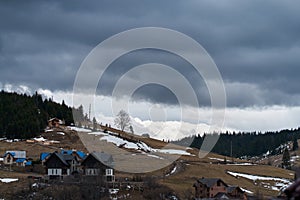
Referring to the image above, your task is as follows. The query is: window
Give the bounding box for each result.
[106,169,113,175]
[106,175,114,182]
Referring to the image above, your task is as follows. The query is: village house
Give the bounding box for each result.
[41,150,86,164]
[48,117,64,128]
[194,178,228,199]
[193,178,245,199]
[40,152,51,165]
[3,150,30,166]
[226,186,245,199]
[60,149,86,162]
[44,151,81,179]
[81,152,115,182]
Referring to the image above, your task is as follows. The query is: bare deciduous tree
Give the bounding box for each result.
[114,110,131,131]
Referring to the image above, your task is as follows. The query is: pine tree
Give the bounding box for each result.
[92,117,97,131]
[282,148,291,169]
[293,138,299,151]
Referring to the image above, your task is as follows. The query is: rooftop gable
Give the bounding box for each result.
[82,152,114,168]
[196,178,228,188]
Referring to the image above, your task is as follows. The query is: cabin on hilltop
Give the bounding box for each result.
[48,117,64,128]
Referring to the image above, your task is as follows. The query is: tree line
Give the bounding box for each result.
[173,128,300,157]
[0,91,84,139]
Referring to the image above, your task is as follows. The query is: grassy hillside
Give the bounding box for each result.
[0,124,296,199]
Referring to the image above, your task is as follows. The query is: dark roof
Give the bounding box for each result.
[214,192,230,199]
[61,149,86,159]
[196,178,228,188]
[45,152,75,166]
[85,152,114,167]
[227,186,244,193]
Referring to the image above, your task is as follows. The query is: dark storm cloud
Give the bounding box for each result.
[0,0,300,107]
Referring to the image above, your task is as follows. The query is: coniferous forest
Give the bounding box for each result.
[174,129,300,157]
[0,91,83,139]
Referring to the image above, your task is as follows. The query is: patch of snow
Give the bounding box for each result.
[0,137,6,141]
[109,188,119,195]
[4,139,21,142]
[45,129,53,132]
[275,182,286,187]
[0,178,18,183]
[69,126,91,132]
[263,150,270,157]
[137,142,153,152]
[208,157,224,161]
[0,158,3,162]
[100,135,140,150]
[166,166,177,176]
[48,140,60,143]
[33,137,47,142]
[271,186,280,191]
[88,132,106,136]
[156,149,192,156]
[227,171,291,183]
[227,171,292,191]
[240,187,253,194]
[146,154,164,160]
[227,163,256,166]
[57,132,65,135]
[290,155,300,162]
[94,131,193,156]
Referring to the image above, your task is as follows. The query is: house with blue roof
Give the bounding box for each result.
[44,151,82,178]
[41,150,86,164]
[60,149,86,161]
[3,150,29,166]
[40,152,51,164]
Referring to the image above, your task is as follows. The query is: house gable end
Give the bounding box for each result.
[45,153,69,168]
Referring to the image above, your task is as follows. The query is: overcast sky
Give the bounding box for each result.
[1,0,300,138]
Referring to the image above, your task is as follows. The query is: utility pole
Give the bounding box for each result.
[230,140,234,163]
[89,104,91,121]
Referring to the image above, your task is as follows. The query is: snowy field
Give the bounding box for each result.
[227,171,292,191]
[69,126,92,132]
[88,131,194,157]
